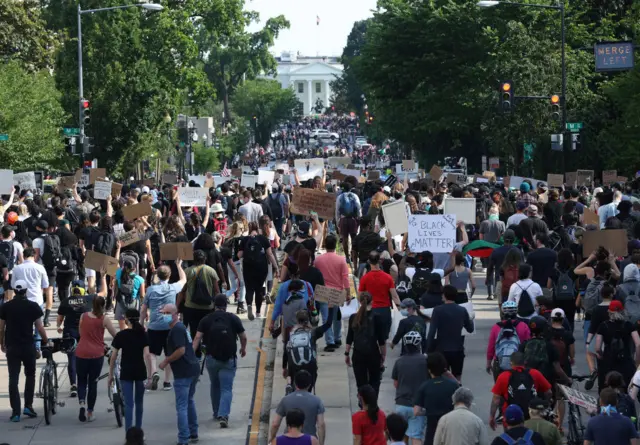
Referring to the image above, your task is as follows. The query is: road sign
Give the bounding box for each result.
[551,134,564,151]
[0,134,8,141]
[566,122,583,132]
[63,127,80,136]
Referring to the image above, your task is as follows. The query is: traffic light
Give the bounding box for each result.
[81,99,91,126]
[365,110,370,124]
[500,81,513,112]
[551,95,561,120]
[571,133,580,151]
[368,114,374,123]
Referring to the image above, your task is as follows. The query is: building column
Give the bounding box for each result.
[307,79,313,114]
[324,80,330,108]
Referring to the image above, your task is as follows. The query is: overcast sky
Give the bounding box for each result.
[247,0,378,57]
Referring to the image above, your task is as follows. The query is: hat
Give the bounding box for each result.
[551,308,565,319]
[13,280,28,292]
[383,186,391,193]
[537,183,548,191]
[505,404,524,425]
[503,229,516,242]
[527,205,539,217]
[272,183,280,192]
[141,186,150,194]
[80,190,91,200]
[297,221,311,238]
[6,212,18,225]
[214,294,228,308]
[400,298,417,309]
[628,240,640,254]
[609,300,624,312]
[210,203,224,213]
[35,219,49,231]
[529,398,549,410]
[520,182,531,193]
[25,192,34,199]
[516,201,528,211]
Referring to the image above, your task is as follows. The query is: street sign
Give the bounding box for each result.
[595,42,634,72]
[63,127,80,136]
[179,141,185,148]
[566,122,583,132]
[551,134,564,151]
[0,134,8,141]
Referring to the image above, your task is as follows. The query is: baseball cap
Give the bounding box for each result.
[516,201,528,211]
[628,239,640,253]
[551,308,565,319]
[527,205,539,217]
[503,229,516,242]
[504,404,524,425]
[214,294,228,308]
[14,280,28,293]
[609,300,624,312]
[529,398,549,410]
[383,186,391,193]
[141,186,150,194]
[400,298,417,309]
[35,219,49,231]
[297,221,311,238]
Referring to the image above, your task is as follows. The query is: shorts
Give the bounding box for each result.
[115,299,140,321]
[442,350,465,377]
[339,217,358,236]
[147,329,170,356]
[395,405,426,440]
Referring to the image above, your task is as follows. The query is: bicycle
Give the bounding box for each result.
[563,374,590,445]
[38,338,76,425]
[96,345,125,428]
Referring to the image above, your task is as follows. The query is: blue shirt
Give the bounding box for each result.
[599,202,620,229]
[271,279,313,321]
[585,413,638,445]
[145,281,183,331]
[115,269,144,300]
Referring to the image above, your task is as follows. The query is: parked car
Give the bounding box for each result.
[312,129,338,140]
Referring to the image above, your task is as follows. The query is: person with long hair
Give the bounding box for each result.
[352,384,387,445]
[602,371,636,421]
[115,260,146,331]
[221,221,247,313]
[75,295,117,422]
[109,308,150,433]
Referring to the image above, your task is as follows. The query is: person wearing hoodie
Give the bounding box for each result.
[615,263,640,310]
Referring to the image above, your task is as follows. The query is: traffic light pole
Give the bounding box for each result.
[77,4,85,166]
[560,2,567,159]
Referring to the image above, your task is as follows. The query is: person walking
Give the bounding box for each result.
[271,409,319,445]
[114,260,146,331]
[108,308,149,433]
[159,304,200,445]
[335,182,362,262]
[508,264,542,320]
[525,398,562,445]
[352,384,387,445]
[486,229,522,302]
[193,295,247,428]
[434,387,489,445]
[447,252,475,303]
[584,388,639,445]
[487,301,531,379]
[490,405,546,445]
[391,299,427,355]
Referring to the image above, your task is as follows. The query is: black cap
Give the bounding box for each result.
[35,219,49,231]
[297,221,311,238]
[503,229,516,242]
[529,398,549,410]
[214,294,228,308]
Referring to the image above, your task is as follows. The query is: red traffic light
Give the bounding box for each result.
[81,100,90,109]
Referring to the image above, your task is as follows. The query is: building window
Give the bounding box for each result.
[316,82,321,93]
[298,83,304,93]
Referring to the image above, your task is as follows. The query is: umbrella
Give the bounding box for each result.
[462,240,500,258]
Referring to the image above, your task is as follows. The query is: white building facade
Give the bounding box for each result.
[267,52,343,115]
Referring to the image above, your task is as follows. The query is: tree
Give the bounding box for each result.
[313,98,325,114]
[193,143,220,174]
[233,79,300,147]
[0,61,69,171]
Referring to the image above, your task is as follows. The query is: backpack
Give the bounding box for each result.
[554,269,576,301]
[206,312,236,361]
[411,268,432,295]
[120,250,140,275]
[550,329,569,367]
[516,283,535,318]
[605,322,629,361]
[93,230,115,256]
[243,236,264,264]
[57,245,77,275]
[499,430,534,445]
[523,338,551,380]
[338,192,357,218]
[268,193,284,220]
[506,369,537,417]
[583,278,605,315]
[190,266,213,306]
[495,320,521,371]
[353,312,377,355]
[117,273,136,306]
[41,234,61,270]
[0,240,15,271]
[619,281,640,323]
[286,327,315,367]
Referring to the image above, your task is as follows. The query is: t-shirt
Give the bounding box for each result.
[491,366,552,414]
[548,326,574,373]
[275,390,325,437]
[115,269,144,300]
[197,311,245,358]
[479,219,506,243]
[166,322,200,379]
[524,418,563,445]
[184,265,219,310]
[526,248,558,287]
[352,231,383,262]
[0,297,44,349]
[588,304,611,336]
[392,315,427,354]
[239,234,271,277]
[145,281,182,331]
[391,353,429,406]
[596,320,635,364]
[413,376,459,417]
[584,413,639,445]
[490,426,546,445]
[351,410,387,445]
[300,267,325,291]
[112,328,149,381]
[58,293,95,331]
[358,269,395,309]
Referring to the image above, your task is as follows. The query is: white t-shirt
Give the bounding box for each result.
[508,279,543,318]
[33,237,45,265]
[1,239,23,267]
[507,213,528,227]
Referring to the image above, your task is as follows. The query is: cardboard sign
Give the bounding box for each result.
[602,170,617,185]
[111,182,123,199]
[547,174,564,188]
[428,165,443,183]
[143,178,155,187]
[443,198,476,224]
[366,170,381,181]
[160,242,194,261]
[446,173,465,185]
[0,170,13,194]
[291,188,337,220]
[177,187,208,207]
[338,168,361,178]
[93,181,112,200]
[482,171,496,179]
[118,230,144,248]
[313,285,346,307]
[162,173,178,185]
[89,168,106,185]
[402,160,416,172]
[618,176,629,183]
[13,172,36,191]
[381,200,408,237]
[407,214,457,253]
[583,207,600,227]
[122,202,153,221]
[294,158,324,181]
[327,157,351,168]
[84,250,119,277]
[583,229,628,256]
[231,168,242,178]
[577,170,594,187]
[332,171,346,181]
[565,172,577,187]
[558,385,598,412]
[241,173,257,188]
[57,175,76,191]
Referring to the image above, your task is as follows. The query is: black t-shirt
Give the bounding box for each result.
[300,238,317,261]
[239,235,271,277]
[421,292,443,310]
[197,311,245,358]
[352,231,383,262]
[490,426,546,445]
[519,337,560,383]
[300,267,325,291]
[597,320,635,363]
[346,312,387,356]
[58,293,95,331]
[549,326,574,372]
[588,304,611,336]
[0,297,43,349]
[519,217,549,247]
[526,248,558,287]
[0,252,8,285]
[112,328,149,381]
[166,322,200,379]
[79,226,100,250]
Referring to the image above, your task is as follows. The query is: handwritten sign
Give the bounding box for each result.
[313,285,346,307]
[162,173,178,185]
[558,385,598,412]
[118,230,143,248]
[160,242,194,261]
[402,160,416,172]
[111,182,123,199]
[618,176,628,183]
[291,188,337,220]
[446,173,465,186]
[241,173,257,188]
[577,170,594,187]
[122,202,153,221]
[84,250,119,277]
[294,158,324,181]
[0,170,13,194]
[177,187,208,207]
[443,198,476,224]
[258,170,275,189]
[602,170,617,185]
[565,172,577,187]
[428,165,443,183]
[381,200,408,236]
[93,181,112,200]
[366,170,381,181]
[231,168,242,178]
[88,168,106,185]
[13,172,36,191]
[328,157,351,168]
[547,174,564,188]
[57,175,76,192]
[407,214,457,253]
[583,207,599,227]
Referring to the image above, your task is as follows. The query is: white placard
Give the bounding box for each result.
[93,181,112,200]
[0,170,13,194]
[241,173,257,188]
[407,214,457,253]
[211,176,222,186]
[443,198,476,225]
[258,170,275,189]
[328,157,351,168]
[338,168,362,178]
[476,177,489,183]
[178,187,208,207]
[189,175,207,186]
[275,163,290,173]
[13,172,36,191]
[381,200,409,236]
[341,298,359,320]
[294,158,324,181]
[78,174,90,188]
[558,385,598,412]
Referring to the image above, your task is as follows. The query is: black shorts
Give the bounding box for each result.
[442,350,465,377]
[147,329,170,356]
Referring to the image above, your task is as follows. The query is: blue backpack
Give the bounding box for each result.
[338,192,357,217]
[499,430,534,445]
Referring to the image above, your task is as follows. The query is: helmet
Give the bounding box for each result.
[402,331,422,347]
[529,316,548,334]
[502,301,518,315]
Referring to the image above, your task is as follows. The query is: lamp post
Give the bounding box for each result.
[478,0,566,134]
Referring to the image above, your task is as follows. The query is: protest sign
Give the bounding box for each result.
[88,168,106,185]
[241,173,257,188]
[178,187,208,207]
[160,242,194,261]
[446,173,465,185]
[57,175,76,192]
[443,198,476,224]
[275,163,290,173]
[602,170,617,185]
[407,214,457,253]
[475,176,489,184]
[313,285,346,307]
[189,175,207,186]
[338,168,361,178]
[13,172,36,191]
[231,168,242,178]
[618,176,628,183]
[483,171,496,180]
[291,188,337,220]
[118,230,143,248]
[162,173,178,185]
[583,207,600,227]
[93,181,112,200]
[384,175,398,188]
[547,174,564,188]
[328,157,351,168]
[583,229,627,256]
[366,170,381,180]
[558,385,598,412]
[258,170,275,188]
[84,250,119,277]
[577,170,594,187]
[565,171,577,187]
[381,200,408,237]
[0,170,13,194]
[111,182,123,199]
[402,160,416,171]
[122,202,153,221]
[294,158,324,181]
[428,165,443,183]
[331,171,346,181]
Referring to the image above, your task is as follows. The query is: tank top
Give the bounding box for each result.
[276,435,312,445]
[449,267,470,292]
[75,313,106,359]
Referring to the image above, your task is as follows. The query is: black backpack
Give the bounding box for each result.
[517,283,535,317]
[0,240,15,271]
[117,274,136,306]
[606,322,629,361]
[41,234,61,270]
[93,230,115,256]
[190,266,213,306]
[353,312,377,355]
[57,245,77,275]
[206,312,236,360]
[268,193,284,220]
[243,236,264,264]
[411,268,432,295]
[506,368,537,416]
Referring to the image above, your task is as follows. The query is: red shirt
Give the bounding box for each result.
[491,366,552,414]
[352,409,387,445]
[358,270,395,309]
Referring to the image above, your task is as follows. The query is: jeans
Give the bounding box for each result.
[174,376,198,444]
[315,301,334,345]
[205,357,237,418]
[395,404,426,440]
[63,327,80,385]
[226,261,246,303]
[273,218,284,240]
[121,380,145,432]
[6,345,37,415]
[77,356,104,411]
[332,316,342,343]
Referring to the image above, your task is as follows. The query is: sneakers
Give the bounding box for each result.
[248,306,255,321]
[151,372,160,391]
[10,414,20,422]
[79,406,86,422]
[334,340,342,348]
[285,384,294,396]
[486,294,495,301]
[219,416,229,428]
[323,344,336,352]
[189,435,199,443]
[70,384,78,398]
[236,303,247,315]
[23,407,37,418]
[163,382,173,391]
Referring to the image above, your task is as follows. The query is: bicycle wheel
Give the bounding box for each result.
[567,405,580,445]
[51,364,58,415]
[111,381,123,428]
[43,373,52,425]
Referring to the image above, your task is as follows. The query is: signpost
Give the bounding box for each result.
[63,127,80,136]
[565,122,583,132]
[595,42,634,72]
[0,134,8,141]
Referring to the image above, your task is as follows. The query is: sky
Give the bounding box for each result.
[247,0,378,57]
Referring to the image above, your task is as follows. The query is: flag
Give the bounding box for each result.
[221,162,230,177]
[316,15,320,25]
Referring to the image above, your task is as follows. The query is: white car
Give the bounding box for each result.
[312,129,338,140]
[355,136,368,146]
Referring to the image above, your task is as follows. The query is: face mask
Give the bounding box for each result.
[162,314,173,324]
[400,309,409,317]
[489,214,499,221]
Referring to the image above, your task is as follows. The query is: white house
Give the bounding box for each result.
[267,51,344,115]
